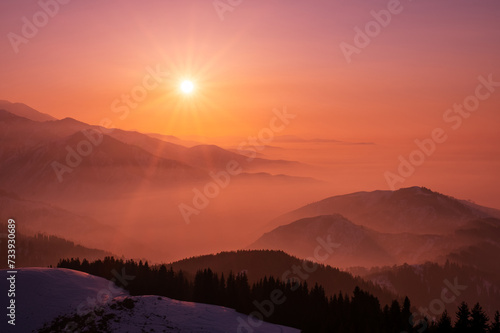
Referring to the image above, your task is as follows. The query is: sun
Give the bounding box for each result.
[180,80,194,94]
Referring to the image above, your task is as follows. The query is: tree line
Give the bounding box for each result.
[58,257,500,332]
[0,223,110,269]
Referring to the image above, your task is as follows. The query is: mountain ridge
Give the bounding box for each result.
[266,187,497,234]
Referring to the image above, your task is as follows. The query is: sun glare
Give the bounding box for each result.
[180,80,194,94]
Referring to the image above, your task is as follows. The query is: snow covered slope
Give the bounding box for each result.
[0,268,128,332]
[43,295,300,333]
[0,268,299,333]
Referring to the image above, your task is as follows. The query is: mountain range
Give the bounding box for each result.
[2,100,500,326]
[251,187,500,272]
[0,101,327,260]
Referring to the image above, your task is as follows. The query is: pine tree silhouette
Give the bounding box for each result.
[437,310,453,333]
[471,302,490,333]
[455,302,471,333]
[490,311,500,333]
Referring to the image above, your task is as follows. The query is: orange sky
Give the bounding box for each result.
[1,0,499,206]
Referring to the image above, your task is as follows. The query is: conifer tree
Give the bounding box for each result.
[455,302,471,333]
[490,311,500,333]
[437,310,453,333]
[470,303,489,333]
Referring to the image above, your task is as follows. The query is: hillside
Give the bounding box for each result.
[0,224,113,269]
[167,250,395,306]
[267,187,497,234]
[250,214,487,268]
[0,100,56,122]
[354,261,500,319]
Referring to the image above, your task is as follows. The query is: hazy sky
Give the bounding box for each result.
[1,0,499,139]
[1,0,499,206]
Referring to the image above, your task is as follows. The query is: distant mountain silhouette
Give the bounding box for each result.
[250,214,464,268]
[0,106,324,262]
[0,100,56,122]
[254,188,500,268]
[267,187,498,234]
[145,132,202,147]
[447,217,500,276]
[0,114,205,196]
[0,110,314,199]
[110,130,301,172]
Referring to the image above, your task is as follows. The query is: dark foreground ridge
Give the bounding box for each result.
[58,257,500,332]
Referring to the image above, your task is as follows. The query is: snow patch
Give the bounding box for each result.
[1,267,127,332]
